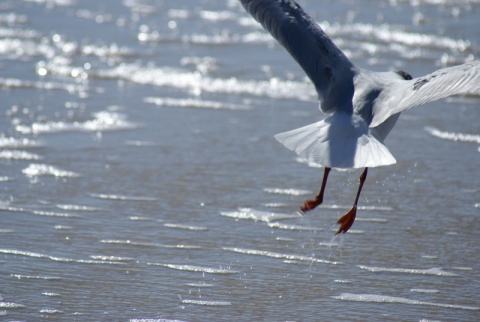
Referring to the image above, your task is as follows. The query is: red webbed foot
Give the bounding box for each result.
[336,206,357,234]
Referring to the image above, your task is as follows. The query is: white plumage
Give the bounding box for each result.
[239,0,480,233]
[275,113,397,169]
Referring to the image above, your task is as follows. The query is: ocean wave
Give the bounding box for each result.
[425,126,480,144]
[90,193,156,201]
[220,208,299,223]
[0,249,124,265]
[263,188,311,196]
[15,111,138,135]
[0,77,88,94]
[0,150,42,160]
[223,247,340,265]
[0,137,43,148]
[22,163,80,178]
[333,293,479,311]
[149,263,239,274]
[144,96,250,111]
[163,223,209,231]
[91,64,313,101]
[357,265,458,276]
[181,299,231,306]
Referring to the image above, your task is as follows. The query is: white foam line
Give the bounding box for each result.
[163,223,209,231]
[0,302,25,308]
[32,210,82,218]
[267,222,324,231]
[0,249,124,265]
[181,299,231,306]
[223,247,340,265]
[185,283,214,288]
[425,126,480,144]
[356,217,388,223]
[130,319,188,322]
[11,274,62,280]
[149,263,239,274]
[319,204,393,211]
[263,188,311,196]
[410,288,439,294]
[322,22,473,52]
[39,308,63,314]
[220,208,300,223]
[16,111,138,135]
[89,255,134,261]
[100,239,202,250]
[92,64,314,102]
[144,96,250,111]
[0,150,42,160]
[22,163,80,178]
[90,193,157,201]
[56,204,100,212]
[357,265,458,276]
[0,77,88,93]
[332,293,479,311]
[0,136,43,148]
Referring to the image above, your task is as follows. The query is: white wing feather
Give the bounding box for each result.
[275,113,396,169]
[371,60,480,128]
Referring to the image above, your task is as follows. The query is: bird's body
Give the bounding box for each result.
[239,0,480,233]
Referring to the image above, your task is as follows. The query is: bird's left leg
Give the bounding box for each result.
[336,167,368,234]
[301,167,331,212]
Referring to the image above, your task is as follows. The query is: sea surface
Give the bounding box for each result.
[0,0,479,321]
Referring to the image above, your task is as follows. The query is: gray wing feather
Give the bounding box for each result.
[239,0,354,113]
[371,60,480,127]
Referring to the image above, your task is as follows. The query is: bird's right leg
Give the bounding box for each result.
[336,167,368,234]
[301,167,331,212]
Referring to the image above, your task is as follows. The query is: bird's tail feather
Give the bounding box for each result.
[274,114,396,169]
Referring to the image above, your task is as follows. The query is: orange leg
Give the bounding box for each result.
[336,167,368,234]
[301,167,331,212]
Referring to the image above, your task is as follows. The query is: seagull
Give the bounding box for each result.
[239,0,480,233]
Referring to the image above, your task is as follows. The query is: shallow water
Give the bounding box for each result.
[0,0,479,321]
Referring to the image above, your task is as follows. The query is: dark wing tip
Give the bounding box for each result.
[394,70,413,80]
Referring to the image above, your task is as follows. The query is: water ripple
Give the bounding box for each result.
[425,126,480,144]
[100,239,201,250]
[90,193,157,201]
[130,319,187,322]
[149,263,239,274]
[263,188,311,196]
[0,77,88,94]
[323,22,473,52]
[0,137,43,148]
[223,247,340,265]
[11,274,62,280]
[267,222,324,231]
[181,299,231,306]
[0,249,124,265]
[0,302,25,309]
[32,210,82,218]
[15,111,138,135]
[144,96,250,111]
[22,164,80,178]
[90,64,314,101]
[39,308,64,314]
[357,265,458,276]
[163,223,209,231]
[220,208,299,223]
[0,150,42,160]
[56,204,100,212]
[332,293,479,311]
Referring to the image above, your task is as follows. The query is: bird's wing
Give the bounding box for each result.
[371,60,480,128]
[239,0,355,114]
